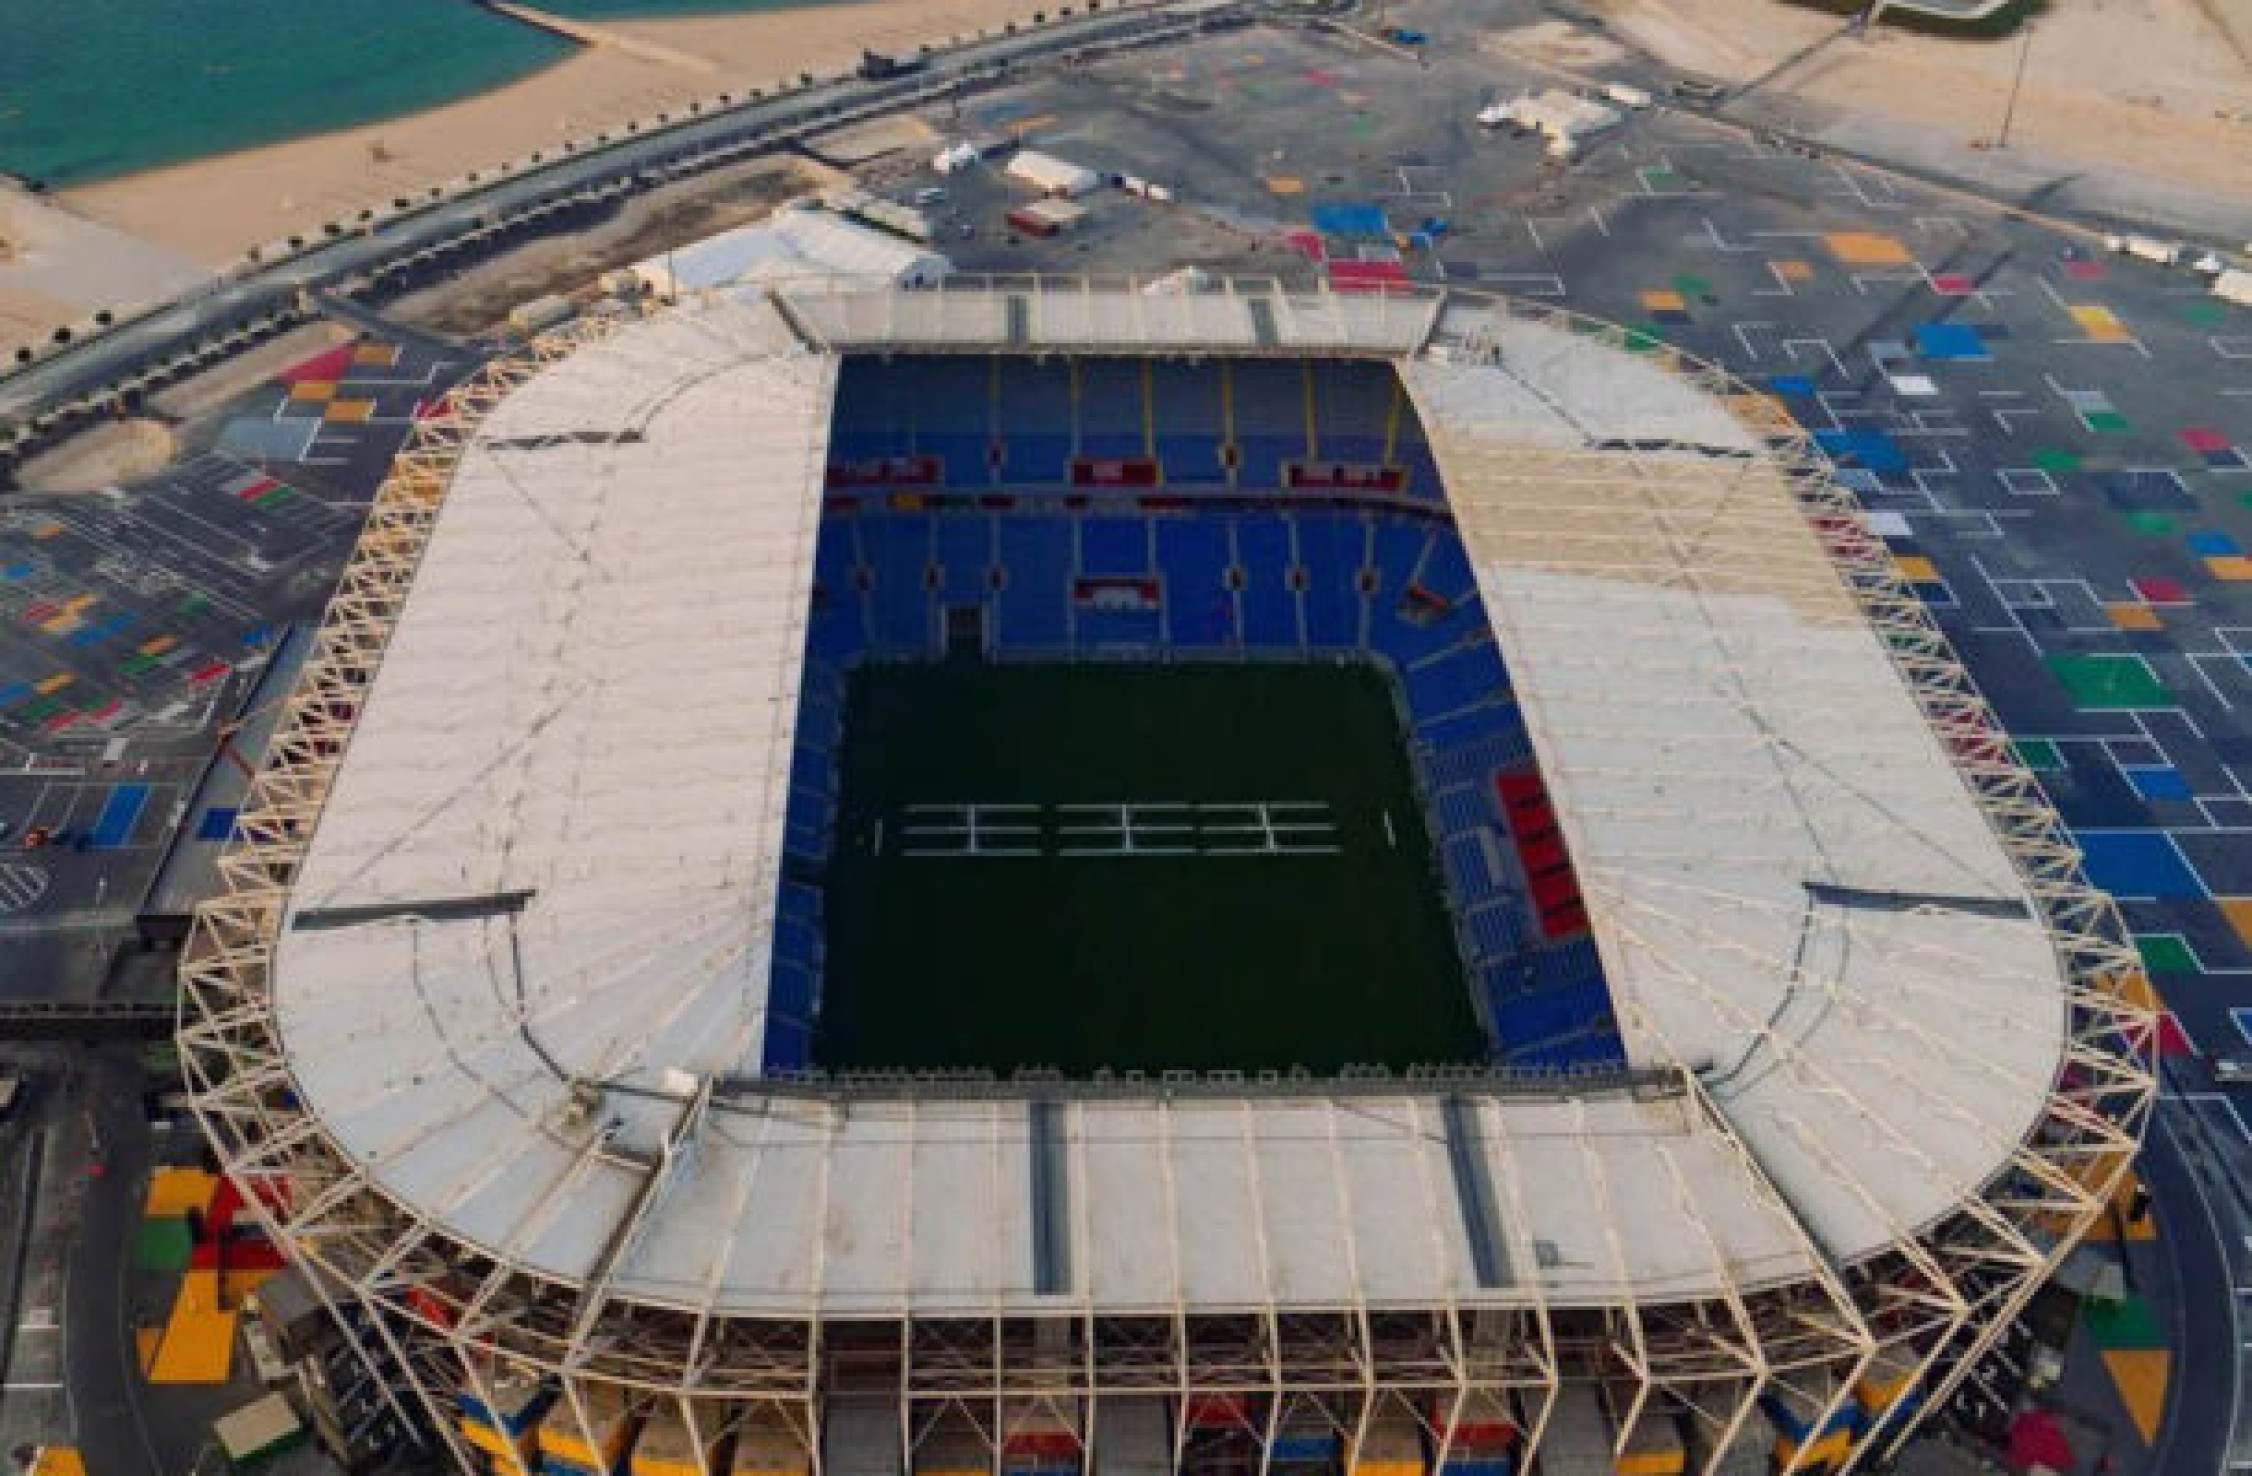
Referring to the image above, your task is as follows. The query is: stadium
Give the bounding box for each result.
[179,279,2156,1476]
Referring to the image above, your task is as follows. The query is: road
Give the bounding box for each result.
[62,1047,162,1476]
[2142,1075,2252,1476]
[0,0,1242,429]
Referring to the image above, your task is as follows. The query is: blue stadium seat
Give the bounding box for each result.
[1309,361,1396,468]
[1403,641,1509,723]
[936,516,993,600]
[1158,517,1235,648]
[996,359,1073,482]
[1080,517,1150,576]
[1297,514,1364,648]
[1230,361,1305,488]
[1442,833,1496,901]
[808,519,870,662]
[1076,606,1163,648]
[1077,359,1147,461]
[1152,362,1229,484]
[1418,527,1476,604]
[1235,516,1301,650]
[1420,704,1529,763]
[997,517,1071,649]
[866,516,934,653]
[1433,783,1493,837]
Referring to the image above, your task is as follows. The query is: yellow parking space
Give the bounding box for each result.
[1892,554,1940,583]
[352,343,400,367]
[144,1166,216,1218]
[1824,232,1913,266]
[323,398,377,424]
[2106,602,2162,631]
[1770,259,1816,281]
[289,379,338,402]
[2101,1349,2169,1444]
[1639,289,1687,313]
[1264,175,1304,196]
[2217,899,2252,951]
[2068,305,2134,343]
[2204,556,2252,581]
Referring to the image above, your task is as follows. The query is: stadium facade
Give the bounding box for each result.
[179,280,2156,1476]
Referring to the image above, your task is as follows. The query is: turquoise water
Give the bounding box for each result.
[537,0,854,15]
[0,0,575,187]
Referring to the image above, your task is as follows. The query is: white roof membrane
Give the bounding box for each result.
[260,290,2072,1320]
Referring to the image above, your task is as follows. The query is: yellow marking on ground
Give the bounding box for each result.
[144,1166,216,1218]
[289,380,338,402]
[2107,602,2163,631]
[2204,555,2252,581]
[31,1449,87,1476]
[322,398,376,423]
[1639,288,1687,313]
[2218,899,2252,952]
[1008,113,1059,137]
[1824,231,1913,266]
[1264,175,1305,196]
[351,343,399,366]
[30,521,62,540]
[62,592,95,614]
[34,673,72,696]
[2102,1348,2169,1444]
[1771,258,1816,281]
[39,615,79,637]
[147,1303,237,1384]
[1892,554,1940,583]
[135,1326,161,1375]
[139,634,177,657]
[2069,305,2134,343]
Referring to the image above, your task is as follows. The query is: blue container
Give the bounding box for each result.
[1437,1458,1513,1476]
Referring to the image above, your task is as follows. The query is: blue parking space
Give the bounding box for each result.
[2073,829,2205,900]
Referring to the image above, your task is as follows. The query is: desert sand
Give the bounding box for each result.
[1587,0,2252,206]
[60,0,1112,269]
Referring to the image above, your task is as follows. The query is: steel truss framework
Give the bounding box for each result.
[179,284,2155,1476]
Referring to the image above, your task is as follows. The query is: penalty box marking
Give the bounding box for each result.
[896,801,1341,857]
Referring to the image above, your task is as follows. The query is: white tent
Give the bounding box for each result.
[632,210,950,298]
[1005,149,1102,198]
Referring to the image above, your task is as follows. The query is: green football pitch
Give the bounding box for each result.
[815,661,1486,1075]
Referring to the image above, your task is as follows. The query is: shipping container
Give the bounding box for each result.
[732,1407,813,1476]
[1530,1387,1609,1476]
[826,1402,904,1476]
[1092,1399,1171,1476]
[215,1393,307,1471]
[634,1406,724,1476]
[915,1427,991,1476]
[539,1383,638,1475]
[1350,1412,1423,1476]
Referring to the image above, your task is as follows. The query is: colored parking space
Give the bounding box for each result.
[2046,653,2169,709]
[2073,831,2204,899]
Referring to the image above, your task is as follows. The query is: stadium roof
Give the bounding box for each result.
[218,284,2118,1329]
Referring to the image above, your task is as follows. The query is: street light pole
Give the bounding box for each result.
[1997,16,2036,149]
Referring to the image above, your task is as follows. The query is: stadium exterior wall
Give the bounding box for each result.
[178,284,2157,1476]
